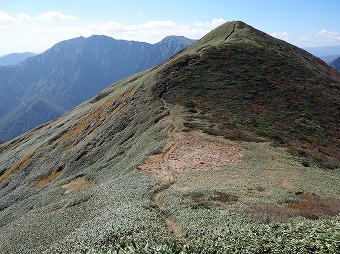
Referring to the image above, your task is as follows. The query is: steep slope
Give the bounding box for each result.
[0,21,339,253]
[0,52,36,65]
[159,21,340,168]
[330,55,340,71]
[0,35,194,142]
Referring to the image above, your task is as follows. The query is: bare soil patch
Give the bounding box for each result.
[138,130,245,239]
[138,132,245,181]
[60,176,94,194]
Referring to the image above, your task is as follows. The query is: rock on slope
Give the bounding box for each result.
[0,21,339,253]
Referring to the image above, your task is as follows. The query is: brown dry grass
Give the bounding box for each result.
[0,149,36,184]
[245,193,340,222]
[180,191,238,208]
[59,86,136,146]
[60,176,95,194]
[34,170,62,188]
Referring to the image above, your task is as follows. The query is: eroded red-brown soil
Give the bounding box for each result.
[138,131,246,181]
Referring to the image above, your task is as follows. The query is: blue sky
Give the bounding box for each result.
[1,0,340,55]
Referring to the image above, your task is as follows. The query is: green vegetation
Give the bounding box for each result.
[95,217,340,254]
[161,22,340,168]
[0,21,339,253]
[62,138,340,253]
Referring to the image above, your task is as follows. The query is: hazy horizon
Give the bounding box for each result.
[1,0,340,55]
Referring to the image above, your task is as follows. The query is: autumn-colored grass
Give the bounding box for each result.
[245,193,340,222]
[60,176,95,194]
[0,149,35,184]
[34,170,62,188]
[59,86,136,145]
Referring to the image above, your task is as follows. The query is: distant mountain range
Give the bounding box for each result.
[330,56,340,71]
[304,46,340,64]
[304,45,340,57]
[0,35,194,142]
[0,52,36,65]
[0,21,339,253]
[319,54,340,63]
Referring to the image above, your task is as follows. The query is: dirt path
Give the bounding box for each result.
[138,102,245,240]
[224,23,236,41]
[150,118,185,240]
[150,183,185,240]
[165,218,185,239]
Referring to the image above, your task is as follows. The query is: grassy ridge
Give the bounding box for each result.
[0,21,339,253]
[160,22,340,168]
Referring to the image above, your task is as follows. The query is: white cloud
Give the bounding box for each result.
[212,18,227,27]
[80,18,227,43]
[298,36,311,42]
[17,12,33,22]
[137,13,143,16]
[0,11,17,25]
[37,11,79,22]
[317,29,338,36]
[30,26,79,35]
[82,20,208,42]
[270,32,290,41]
[316,29,340,43]
[297,29,340,46]
[194,18,226,28]
[86,21,124,33]
[0,16,226,54]
[0,10,78,26]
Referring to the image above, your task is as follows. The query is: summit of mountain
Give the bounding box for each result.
[160,21,339,167]
[158,35,196,45]
[0,21,339,253]
[0,34,194,142]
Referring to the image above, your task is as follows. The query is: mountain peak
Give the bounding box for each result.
[0,33,194,142]
[193,21,250,47]
[188,20,286,53]
[158,35,195,46]
[159,20,340,168]
[0,21,339,253]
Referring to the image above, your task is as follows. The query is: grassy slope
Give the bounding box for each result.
[0,21,339,253]
[160,21,340,168]
[0,68,176,253]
